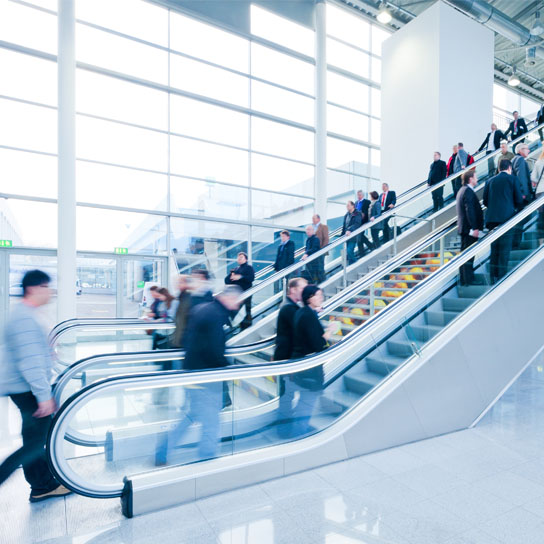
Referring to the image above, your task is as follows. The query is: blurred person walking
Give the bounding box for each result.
[341,201,363,265]
[225,252,255,330]
[155,286,242,465]
[0,270,71,502]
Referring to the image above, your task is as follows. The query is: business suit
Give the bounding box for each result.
[304,235,321,284]
[274,297,300,432]
[456,185,484,285]
[427,159,447,212]
[314,223,329,283]
[512,154,533,249]
[379,190,397,242]
[225,262,255,329]
[369,200,383,248]
[537,105,544,140]
[355,199,372,257]
[341,210,363,264]
[478,130,506,153]
[504,117,528,143]
[483,172,524,282]
[273,239,295,293]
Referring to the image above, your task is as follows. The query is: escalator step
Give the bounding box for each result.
[424,310,460,326]
[408,324,443,342]
[509,249,532,260]
[319,390,362,415]
[366,355,405,375]
[386,340,415,358]
[457,285,489,298]
[442,297,474,312]
[343,371,382,395]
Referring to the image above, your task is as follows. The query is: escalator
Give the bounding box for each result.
[47,122,543,368]
[47,196,544,517]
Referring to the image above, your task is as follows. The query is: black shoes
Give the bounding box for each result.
[29,484,72,503]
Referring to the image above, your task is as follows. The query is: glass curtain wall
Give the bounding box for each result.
[493,82,541,132]
[325,3,390,225]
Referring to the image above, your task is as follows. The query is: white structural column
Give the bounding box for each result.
[57,0,77,321]
[314,0,327,221]
[381,2,494,195]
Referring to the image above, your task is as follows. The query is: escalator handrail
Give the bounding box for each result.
[53,219,458,407]
[235,122,543,304]
[47,196,544,498]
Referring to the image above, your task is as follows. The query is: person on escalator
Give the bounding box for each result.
[355,191,372,258]
[483,159,524,283]
[274,277,307,436]
[427,151,447,212]
[536,104,544,141]
[341,201,363,265]
[273,230,295,294]
[504,110,528,143]
[456,169,484,286]
[150,287,178,350]
[511,143,534,250]
[530,148,544,241]
[312,214,329,283]
[155,285,242,466]
[189,268,213,308]
[170,275,192,350]
[224,252,255,330]
[453,143,474,197]
[495,140,515,175]
[301,225,321,284]
[369,191,383,249]
[286,285,335,437]
[0,270,72,503]
[379,183,396,242]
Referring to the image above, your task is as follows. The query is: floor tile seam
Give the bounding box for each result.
[473,467,544,502]
[425,496,499,527]
[519,502,544,521]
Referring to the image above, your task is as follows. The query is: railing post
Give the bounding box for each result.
[282,276,287,303]
[342,244,348,288]
[439,235,445,267]
[393,214,398,256]
[369,283,375,317]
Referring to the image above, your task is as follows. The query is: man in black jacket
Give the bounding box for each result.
[189,268,213,309]
[428,152,448,212]
[341,201,363,264]
[301,225,321,284]
[273,230,295,293]
[504,111,528,143]
[456,170,484,285]
[478,123,506,174]
[355,190,372,258]
[379,183,397,242]
[155,286,242,465]
[274,277,307,436]
[536,103,544,141]
[511,143,533,249]
[483,159,524,283]
[225,252,255,330]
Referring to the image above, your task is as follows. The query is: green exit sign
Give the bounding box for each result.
[0,240,13,248]
[137,281,145,288]
[114,247,128,255]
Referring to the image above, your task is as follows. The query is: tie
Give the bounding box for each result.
[514,120,518,132]
[381,193,386,207]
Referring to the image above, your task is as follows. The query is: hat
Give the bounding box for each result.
[302,284,320,305]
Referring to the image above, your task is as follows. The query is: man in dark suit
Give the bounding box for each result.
[427,151,448,212]
[483,159,524,283]
[273,277,307,435]
[273,230,295,293]
[224,252,255,330]
[511,143,533,249]
[312,214,329,283]
[478,123,506,174]
[341,201,363,264]
[355,190,372,258]
[456,169,484,285]
[536,103,544,141]
[301,225,321,284]
[379,182,397,242]
[504,111,528,143]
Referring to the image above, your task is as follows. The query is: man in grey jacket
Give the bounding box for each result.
[453,142,471,197]
[0,270,71,502]
[511,143,533,248]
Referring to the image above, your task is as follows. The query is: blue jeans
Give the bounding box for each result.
[346,241,357,264]
[156,382,223,463]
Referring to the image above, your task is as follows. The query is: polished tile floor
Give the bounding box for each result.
[2,357,544,544]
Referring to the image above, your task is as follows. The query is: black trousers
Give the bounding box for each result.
[0,392,58,494]
[382,218,391,242]
[239,296,252,330]
[487,222,513,282]
[431,185,444,212]
[459,233,478,285]
[371,229,381,249]
[452,177,462,198]
[358,233,374,255]
[512,200,530,249]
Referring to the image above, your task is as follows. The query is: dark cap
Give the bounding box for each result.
[302,284,320,305]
